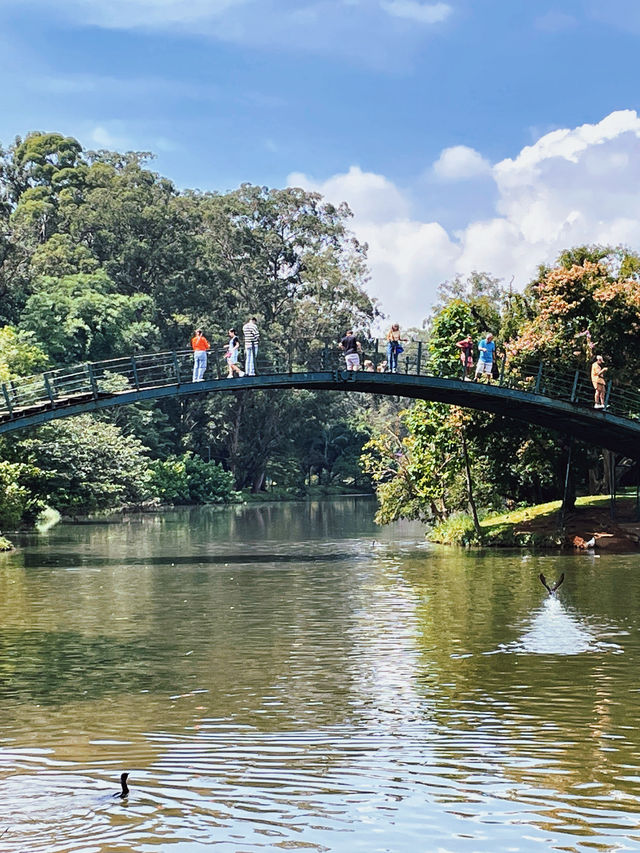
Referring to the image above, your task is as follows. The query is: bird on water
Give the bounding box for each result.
[115,773,130,799]
[539,572,564,595]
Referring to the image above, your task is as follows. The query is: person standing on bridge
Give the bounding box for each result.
[591,354,608,408]
[386,323,407,373]
[475,332,495,382]
[243,317,260,376]
[225,329,244,379]
[456,334,474,381]
[191,328,210,382]
[340,330,361,371]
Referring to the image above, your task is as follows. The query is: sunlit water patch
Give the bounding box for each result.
[498,597,625,656]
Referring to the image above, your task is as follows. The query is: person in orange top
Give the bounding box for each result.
[191,329,210,382]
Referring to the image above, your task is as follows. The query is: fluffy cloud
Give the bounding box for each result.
[288,110,640,326]
[432,145,491,180]
[288,166,410,223]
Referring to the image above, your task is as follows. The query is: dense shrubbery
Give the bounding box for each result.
[3,415,153,515]
[0,460,48,529]
[149,453,239,505]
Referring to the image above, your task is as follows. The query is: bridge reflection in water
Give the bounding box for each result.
[1,341,639,457]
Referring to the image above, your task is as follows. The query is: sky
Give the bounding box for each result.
[1,0,640,325]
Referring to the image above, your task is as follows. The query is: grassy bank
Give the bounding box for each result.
[429,495,638,549]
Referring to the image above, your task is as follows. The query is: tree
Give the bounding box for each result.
[0,325,49,381]
[508,247,640,383]
[20,272,158,363]
[427,299,479,376]
[362,402,477,525]
[0,460,48,529]
[8,415,153,513]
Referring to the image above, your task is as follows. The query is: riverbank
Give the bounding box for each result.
[429,495,640,551]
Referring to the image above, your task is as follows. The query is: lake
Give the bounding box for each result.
[0,498,639,852]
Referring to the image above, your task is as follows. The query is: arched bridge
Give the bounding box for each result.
[1,343,640,458]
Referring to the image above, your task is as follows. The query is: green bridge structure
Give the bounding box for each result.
[1,341,640,460]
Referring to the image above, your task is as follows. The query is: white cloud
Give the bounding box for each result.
[289,110,640,326]
[432,145,491,180]
[289,165,410,223]
[380,1,452,24]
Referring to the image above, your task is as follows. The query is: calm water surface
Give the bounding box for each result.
[1,498,639,852]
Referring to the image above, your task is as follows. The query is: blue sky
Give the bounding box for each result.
[1,0,639,323]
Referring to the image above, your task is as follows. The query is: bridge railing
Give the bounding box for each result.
[2,340,640,424]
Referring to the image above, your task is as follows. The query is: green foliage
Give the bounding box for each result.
[428,513,480,546]
[511,246,640,382]
[20,272,158,363]
[0,325,49,381]
[9,415,153,513]
[149,452,238,504]
[0,535,13,551]
[0,459,48,529]
[427,299,478,375]
[361,402,473,524]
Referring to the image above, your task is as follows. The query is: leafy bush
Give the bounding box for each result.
[11,414,153,513]
[0,459,48,529]
[429,512,481,546]
[0,325,49,381]
[149,452,238,504]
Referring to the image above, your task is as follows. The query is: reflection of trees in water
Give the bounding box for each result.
[0,507,382,736]
[402,552,640,826]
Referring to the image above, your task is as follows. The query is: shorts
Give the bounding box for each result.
[476,359,493,374]
[345,353,360,370]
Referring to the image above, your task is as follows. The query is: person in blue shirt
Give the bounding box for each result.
[475,333,496,382]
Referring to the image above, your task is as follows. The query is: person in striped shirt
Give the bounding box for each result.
[242,317,260,376]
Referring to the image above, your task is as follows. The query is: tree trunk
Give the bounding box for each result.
[461,428,482,538]
[228,393,245,487]
[251,469,266,494]
[560,441,576,514]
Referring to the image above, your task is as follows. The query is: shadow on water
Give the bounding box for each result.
[16,551,360,569]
